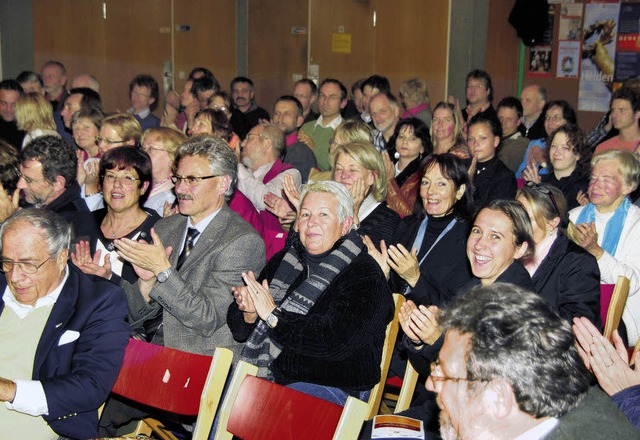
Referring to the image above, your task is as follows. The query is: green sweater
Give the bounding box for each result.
[301,121,335,171]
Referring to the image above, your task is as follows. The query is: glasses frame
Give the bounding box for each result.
[96,135,125,145]
[0,256,52,274]
[171,174,220,187]
[525,181,561,218]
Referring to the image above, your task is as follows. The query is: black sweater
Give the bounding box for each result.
[227,239,395,391]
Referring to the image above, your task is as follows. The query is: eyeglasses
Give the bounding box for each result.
[103,173,140,186]
[0,256,51,274]
[142,145,167,154]
[96,136,124,145]
[171,174,220,186]
[429,359,472,388]
[525,181,561,217]
[544,115,565,123]
[17,170,46,185]
[245,133,266,142]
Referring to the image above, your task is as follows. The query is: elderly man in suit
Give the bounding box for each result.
[0,209,129,439]
[115,135,265,357]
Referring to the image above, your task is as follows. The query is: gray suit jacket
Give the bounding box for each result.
[126,204,265,357]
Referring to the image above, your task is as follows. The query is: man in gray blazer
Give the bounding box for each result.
[115,135,265,357]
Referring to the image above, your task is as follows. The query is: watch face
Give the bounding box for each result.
[157,269,170,282]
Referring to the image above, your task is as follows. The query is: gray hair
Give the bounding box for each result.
[299,180,354,224]
[0,208,72,256]
[441,283,589,418]
[257,123,286,160]
[592,149,640,192]
[175,135,238,200]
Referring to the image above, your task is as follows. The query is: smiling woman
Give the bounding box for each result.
[464,199,535,290]
[228,180,394,406]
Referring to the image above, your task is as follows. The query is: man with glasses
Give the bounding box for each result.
[11,136,99,251]
[238,123,301,258]
[0,208,129,439]
[424,283,637,439]
[300,78,348,171]
[114,135,265,357]
[461,69,497,124]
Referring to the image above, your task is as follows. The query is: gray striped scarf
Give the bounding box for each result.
[240,230,362,379]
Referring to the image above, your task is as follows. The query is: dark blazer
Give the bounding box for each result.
[547,387,640,439]
[541,170,589,211]
[390,215,473,307]
[134,113,160,132]
[531,232,601,327]
[125,204,266,357]
[0,265,129,439]
[472,156,517,210]
[359,203,400,250]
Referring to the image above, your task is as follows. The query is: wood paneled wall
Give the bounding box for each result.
[32,0,235,114]
[247,0,450,113]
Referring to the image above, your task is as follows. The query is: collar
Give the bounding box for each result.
[504,131,523,141]
[187,206,222,236]
[2,265,70,319]
[130,107,151,119]
[401,103,428,119]
[514,417,558,440]
[243,102,259,114]
[314,114,343,129]
[42,183,82,211]
[524,114,541,129]
[358,194,380,220]
[285,131,299,147]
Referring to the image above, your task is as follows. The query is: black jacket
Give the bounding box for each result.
[472,156,517,210]
[390,214,473,307]
[542,170,589,211]
[531,232,601,327]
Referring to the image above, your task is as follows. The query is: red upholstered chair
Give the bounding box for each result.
[221,375,369,440]
[106,338,233,440]
[601,276,630,341]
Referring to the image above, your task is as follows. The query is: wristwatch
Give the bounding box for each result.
[156,267,172,283]
[266,310,279,328]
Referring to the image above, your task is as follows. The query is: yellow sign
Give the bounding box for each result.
[331,33,352,54]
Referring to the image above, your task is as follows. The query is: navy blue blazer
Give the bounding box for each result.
[0,265,129,439]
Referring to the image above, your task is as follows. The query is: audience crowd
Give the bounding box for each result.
[1,62,640,439]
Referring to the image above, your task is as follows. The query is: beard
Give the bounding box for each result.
[439,409,460,440]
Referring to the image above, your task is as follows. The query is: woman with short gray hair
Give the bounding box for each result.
[227,180,394,406]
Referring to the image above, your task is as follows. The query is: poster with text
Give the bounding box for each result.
[557,41,581,78]
[578,3,620,112]
[614,2,640,88]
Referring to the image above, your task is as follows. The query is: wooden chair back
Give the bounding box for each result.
[109,338,233,440]
[602,276,630,341]
[366,293,405,419]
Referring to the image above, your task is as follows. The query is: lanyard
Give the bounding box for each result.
[404,217,457,295]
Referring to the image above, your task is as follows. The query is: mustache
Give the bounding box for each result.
[176,194,193,201]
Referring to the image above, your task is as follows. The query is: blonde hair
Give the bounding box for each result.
[592,149,640,191]
[15,92,56,132]
[332,141,387,201]
[141,126,186,161]
[431,101,465,150]
[102,113,142,144]
[399,78,429,106]
[334,119,374,145]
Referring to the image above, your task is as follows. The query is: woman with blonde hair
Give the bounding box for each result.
[141,126,186,216]
[85,113,142,210]
[399,78,431,127]
[332,141,399,247]
[15,92,59,147]
[430,101,469,158]
[308,119,373,181]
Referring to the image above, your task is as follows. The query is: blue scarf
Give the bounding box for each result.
[576,197,630,256]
